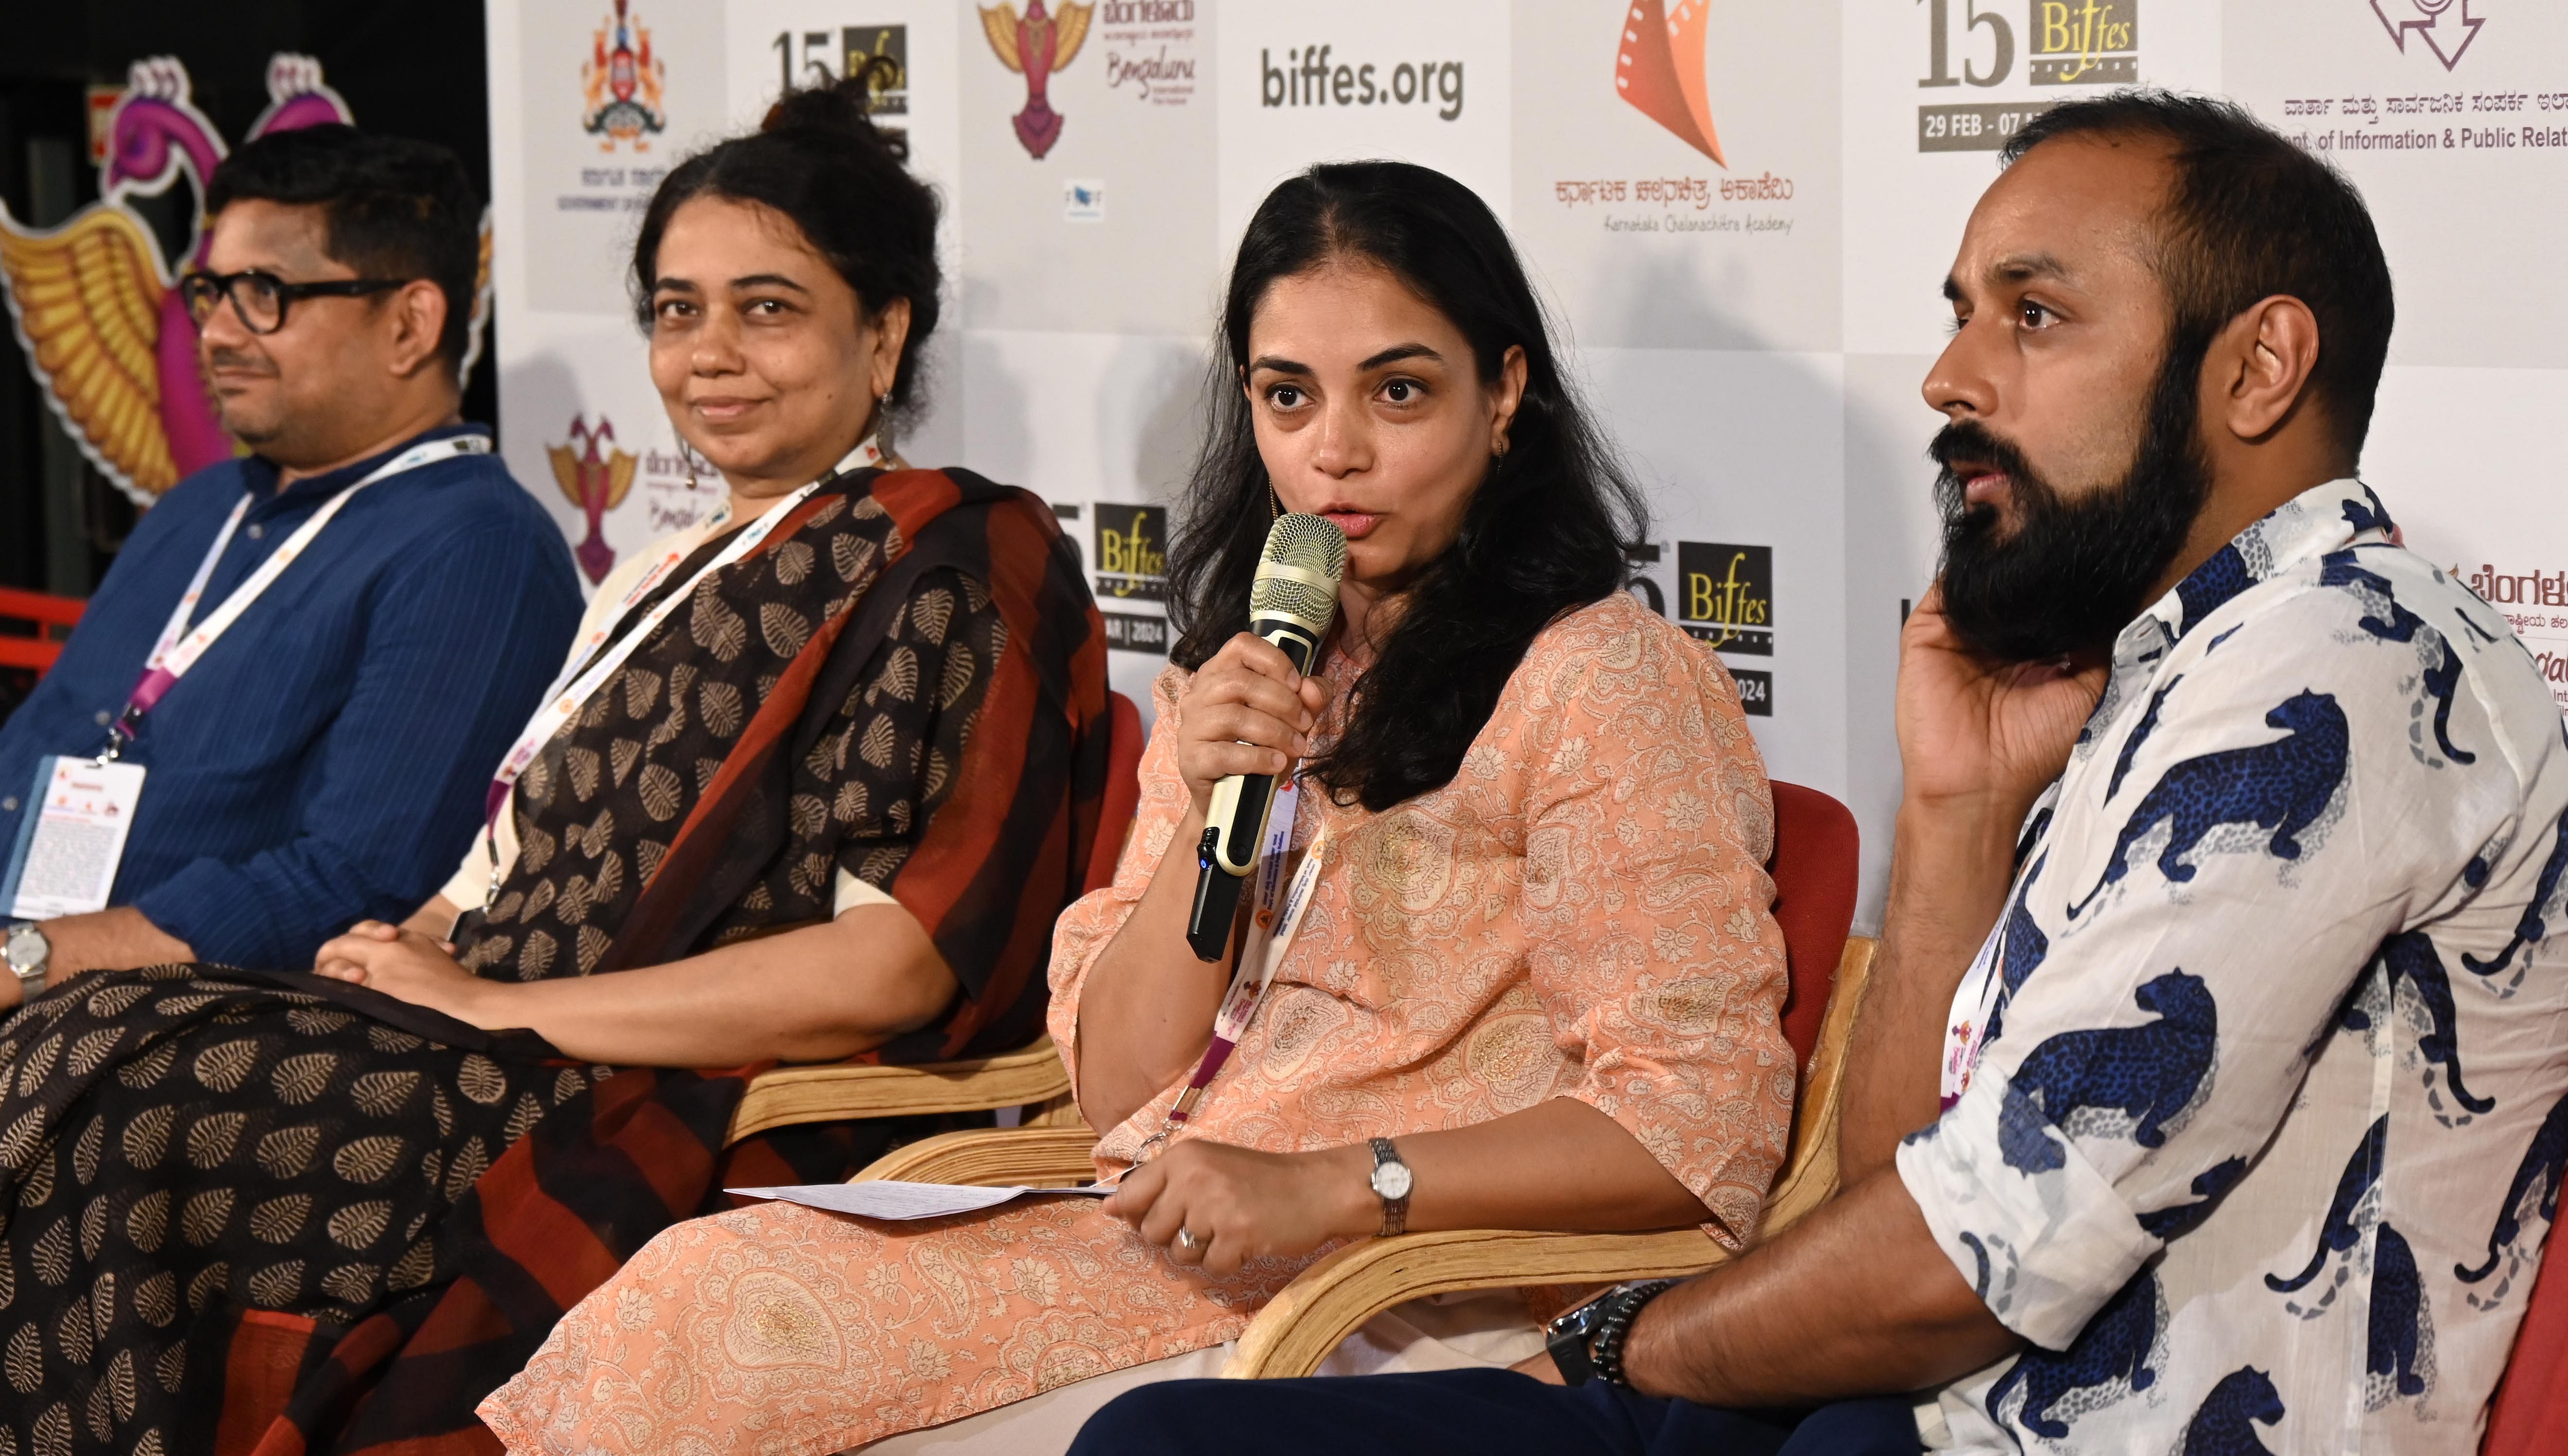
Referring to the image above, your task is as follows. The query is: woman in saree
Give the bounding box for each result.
[0,77,1105,1456]
[482,160,1796,1456]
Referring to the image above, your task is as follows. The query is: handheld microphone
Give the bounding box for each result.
[1186,512,1347,962]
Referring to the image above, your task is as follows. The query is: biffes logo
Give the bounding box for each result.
[1092,503,1170,655]
[582,0,668,152]
[1915,1,2141,151]
[1677,542,1772,716]
[2372,0,2484,70]
[1093,504,1168,601]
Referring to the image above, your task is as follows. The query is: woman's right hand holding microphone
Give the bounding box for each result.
[1171,632,1334,819]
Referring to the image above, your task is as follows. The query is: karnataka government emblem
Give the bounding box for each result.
[583,0,668,151]
[979,1,1093,159]
[1616,0,1725,166]
[549,415,638,585]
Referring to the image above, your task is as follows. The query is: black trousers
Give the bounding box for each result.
[1066,1369,1923,1456]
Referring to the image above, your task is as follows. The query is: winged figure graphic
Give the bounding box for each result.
[549,416,638,586]
[0,54,356,502]
[979,0,1094,159]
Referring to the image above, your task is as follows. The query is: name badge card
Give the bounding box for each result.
[3,756,148,918]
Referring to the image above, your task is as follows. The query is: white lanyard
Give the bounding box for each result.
[1140,774,1325,1155]
[104,433,489,757]
[1941,860,2043,1109]
[480,437,883,832]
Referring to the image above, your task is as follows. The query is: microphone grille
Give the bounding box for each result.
[1248,513,1346,630]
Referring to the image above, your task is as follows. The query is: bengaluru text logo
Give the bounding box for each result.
[1261,47,1465,121]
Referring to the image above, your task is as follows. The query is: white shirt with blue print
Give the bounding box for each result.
[1899,479,2568,1455]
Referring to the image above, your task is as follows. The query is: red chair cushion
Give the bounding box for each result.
[2484,1206,2568,1455]
[1767,782,1861,1074]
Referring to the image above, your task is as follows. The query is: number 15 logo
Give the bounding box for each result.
[1920,0,2014,89]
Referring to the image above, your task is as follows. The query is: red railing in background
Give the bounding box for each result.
[0,588,84,676]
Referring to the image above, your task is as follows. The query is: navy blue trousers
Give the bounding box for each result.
[1066,1369,1922,1456]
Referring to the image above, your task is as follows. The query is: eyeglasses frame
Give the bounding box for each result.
[180,269,412,336]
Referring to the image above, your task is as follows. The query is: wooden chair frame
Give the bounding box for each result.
[725,1033,1077,1144]
[842,935,1877,1381]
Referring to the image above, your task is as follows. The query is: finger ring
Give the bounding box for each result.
[1176,1228,1201,1252]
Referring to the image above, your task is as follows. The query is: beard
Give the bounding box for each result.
[1930,345,2214,663]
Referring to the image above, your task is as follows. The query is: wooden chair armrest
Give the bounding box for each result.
[850,1126,1101,1187]
[1760,934,1871,1234]
[1221,1227,1733,1380]
[726,1034,1073,1143]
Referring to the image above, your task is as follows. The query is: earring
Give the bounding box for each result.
[1269,483,1282,521]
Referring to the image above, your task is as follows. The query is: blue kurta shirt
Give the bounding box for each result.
[0,424,583,967]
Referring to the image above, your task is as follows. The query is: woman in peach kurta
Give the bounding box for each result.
[481,161,1793,1456]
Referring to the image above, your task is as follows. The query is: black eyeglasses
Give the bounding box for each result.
[179,269,409,335]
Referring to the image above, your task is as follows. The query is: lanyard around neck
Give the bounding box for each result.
[101,433,489,760]
[478,436,885,844]
[1126,775,1328,1169]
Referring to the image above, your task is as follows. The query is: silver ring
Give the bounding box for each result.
[1175,1228,1202,1252]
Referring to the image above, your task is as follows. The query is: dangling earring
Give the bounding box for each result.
[1268,482,1283,521]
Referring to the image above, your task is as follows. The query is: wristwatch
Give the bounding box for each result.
[3,922,49,999]
[1545,1279,1680,1387]
[1366,1137,1412,1236]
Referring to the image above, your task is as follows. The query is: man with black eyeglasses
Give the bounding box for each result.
[0,125,578,1000]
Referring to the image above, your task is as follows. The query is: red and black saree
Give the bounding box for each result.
[0,467,1107,1456]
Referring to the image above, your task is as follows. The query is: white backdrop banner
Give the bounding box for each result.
[483,0,2568,927]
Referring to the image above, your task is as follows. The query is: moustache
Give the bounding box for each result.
[1928,420,2039,509]
[204,348,278,376]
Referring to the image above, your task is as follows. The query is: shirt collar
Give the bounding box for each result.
[2117,478,2395,665]
[238,422,491,509]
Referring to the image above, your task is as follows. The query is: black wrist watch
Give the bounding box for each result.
[1544,1279,1679,1387]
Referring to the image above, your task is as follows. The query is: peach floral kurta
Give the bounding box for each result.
[479,590,1792,1455]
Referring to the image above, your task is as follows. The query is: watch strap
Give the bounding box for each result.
[1592,1279,1680,1389]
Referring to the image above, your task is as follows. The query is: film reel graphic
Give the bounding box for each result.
[1615,0,1725,166]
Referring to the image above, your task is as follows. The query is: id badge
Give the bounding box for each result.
[1,756,147,919]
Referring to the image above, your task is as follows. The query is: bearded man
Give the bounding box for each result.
[1065,92,2568,1456]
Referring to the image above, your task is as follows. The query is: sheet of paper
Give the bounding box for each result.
[5,757,146,919]
[726,1179,1114,1221]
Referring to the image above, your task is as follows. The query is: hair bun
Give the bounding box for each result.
[760,67,897,151]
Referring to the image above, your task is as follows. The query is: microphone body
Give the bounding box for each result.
[1187,514,1346,962]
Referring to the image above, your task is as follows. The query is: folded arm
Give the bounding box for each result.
[317,906,954,1065]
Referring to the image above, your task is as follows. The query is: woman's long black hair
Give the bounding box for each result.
[628,63,939,426]
[1166,161,1648,812]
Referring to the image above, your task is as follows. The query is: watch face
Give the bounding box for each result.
[1370,1159,1413,1201]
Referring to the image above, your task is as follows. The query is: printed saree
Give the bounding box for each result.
[0,467,1107,1456]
